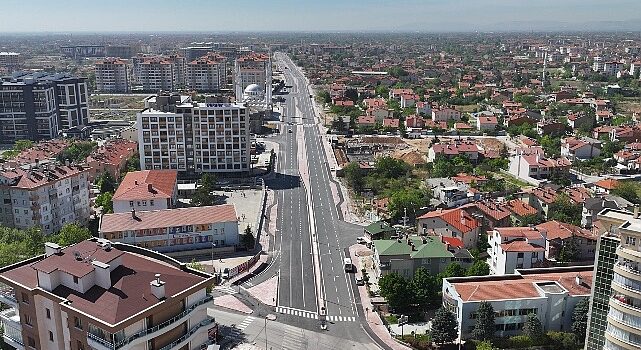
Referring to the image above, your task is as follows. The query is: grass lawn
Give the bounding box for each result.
[454,104,478,113]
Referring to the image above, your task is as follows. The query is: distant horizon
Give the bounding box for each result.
[1,0,640,33]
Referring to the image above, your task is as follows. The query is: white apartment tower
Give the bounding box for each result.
[186,52,226,92]
[95,57,129,93]
[133,55,186,92]
[234,52,271,102]
[137,95,251,175]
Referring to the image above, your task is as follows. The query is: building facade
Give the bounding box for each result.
[443,266,592,341]
[234,53,271,102]
[0,164,90,234]
[95,58,129,93]
[0,52,21,72]
[133,55,186,92]
[99,205,239,253]
[186,53,226,92]
[112,170,178,213]
[137,96,251,175]
[0,238,215,350]
[487,227,547,275]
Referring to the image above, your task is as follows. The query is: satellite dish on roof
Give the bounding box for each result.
[73,251,82,260]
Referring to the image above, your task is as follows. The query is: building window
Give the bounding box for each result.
[73,276,79,284]
[74,316,83,330]
[49,331,54,341]
[626,236,637,246]
[129,201,134,207]
[517,252,524,258]
[46,308,51,319]
[25,314,33,326]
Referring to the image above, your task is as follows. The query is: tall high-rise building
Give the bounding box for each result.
[95,57,129,93]
[137,94,251,176]
[0,238,215,350]
[585,208,641,350]
[48,74,90,131]
[234,52,271,102]
[186,53,226,92]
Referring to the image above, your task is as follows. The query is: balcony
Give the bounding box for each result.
[0,308,21,331]
[2,323,24,350]
[159,318,214,350]
[0,285,17,307]
[87,295,213,350]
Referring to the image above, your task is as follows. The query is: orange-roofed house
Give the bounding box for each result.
[487,227,547,275]
[442,265,592,340]
[593,178,619,194]
[86,139,138,182]
[112,170,178,213]
[535,220,597,261]
[416,208,481,248]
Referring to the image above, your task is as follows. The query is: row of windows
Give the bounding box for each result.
[470,307,537,319]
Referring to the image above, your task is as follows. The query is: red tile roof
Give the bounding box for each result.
[536,220,596,241]
[501,240,545,252]
[418,208,480,233]
[594,178,619,190]
[113,170,177,201]
[505,199,537,217]
[495,227,545,240]
[100,205,237,233]
[530,187,558,204]
[0,164,88,190]
[442,236,464,249]
[475,201,511,221]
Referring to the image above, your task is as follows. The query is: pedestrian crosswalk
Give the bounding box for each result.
[214,285,238,295]
[276,306,318,319]
[227,316,255,340]
[241,281,254,288]
[275,306,357,322]
[326,315,356,322]
[281,324,306,350]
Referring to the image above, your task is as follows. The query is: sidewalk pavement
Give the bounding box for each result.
[348,244,412,350]
[246,274,278,307]
[214,294,253,314]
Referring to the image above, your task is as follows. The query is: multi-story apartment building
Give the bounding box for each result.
[0,52,21,72]
[0,164,90,234]
[0,77,58,142]
[112,170,178,213]
[99,205,239,253]
[0,238,215,350]
[95,58,129,93]
[583,208,641,350]
[234,53,271,102]
[487,227,547,275]
[186,53,226,92]
[0,72,89,142]
[133,55,186,92]
[443,266,592,341]
[137,94,251,176]
[60,44,105,58]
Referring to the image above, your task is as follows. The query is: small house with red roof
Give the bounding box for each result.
[477,115,498,131]
[535,220,597,261]
[112,170,178,213]
[487,227,547,275]
[593,178,619,194]
[416,207,481,248]
[509,152,571,185]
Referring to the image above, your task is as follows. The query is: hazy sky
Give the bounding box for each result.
[1,0,640,32]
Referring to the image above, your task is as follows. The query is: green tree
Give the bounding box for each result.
[611,181,641,204]
[331,116,347,133]
[476,341,497,350]
[540,135,561,158]
[429,307,458,344]
[548,194,582,226]
[242,225,255,249]
[601,140,624,158]
[471,301,496,341]
[379,272,412,311]
[345,88,359,103]
[411,267,439,309]
[54,224,92,247]
[192,173,218,206]
[517,214,542,227]
[57,141,97,163]
[2,139,34,159]
[388,188,429,222]
[375,156,410,179]
[558,236,580,262]
[97,172,117,194]
[342,162,365,192]
[523,313,544,339]
[467,260,490,276]
[375,85,389,97]
[440,262,467,279]
[317,90,331,104]
[571,298,590,340]
[95,192,114,213]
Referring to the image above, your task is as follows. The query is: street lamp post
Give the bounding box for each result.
[211,243,217,274]
[264,316,268,349]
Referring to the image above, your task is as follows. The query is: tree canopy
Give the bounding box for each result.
[571,298,589,340]
[548,194,582,226]
[523,313,543,339]
[57,141,97,163]
[378,272,412,310]
[472,301,496,341]
[430,307,458,344]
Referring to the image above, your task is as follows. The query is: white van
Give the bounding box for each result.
[344,258,353,272]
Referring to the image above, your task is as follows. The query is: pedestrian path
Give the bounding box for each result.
[281,324,307,350]
[215,285,238,295]
[276,306,318,319]
[227,316,256,340]
[241,281,254,288]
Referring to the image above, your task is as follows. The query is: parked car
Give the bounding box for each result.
[356,237,367,244]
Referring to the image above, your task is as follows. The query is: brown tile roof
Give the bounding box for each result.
[0,240,208,325]
[113,170,177,201]
[536,220,596,241]
[594,178,619,190]
[501,240,545,252]
[505,199,537,217]
[0,165,88,190]
[100,205,237,233]
[475,201,511,221]
[495,227,544,240]
[418,208,480,233]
